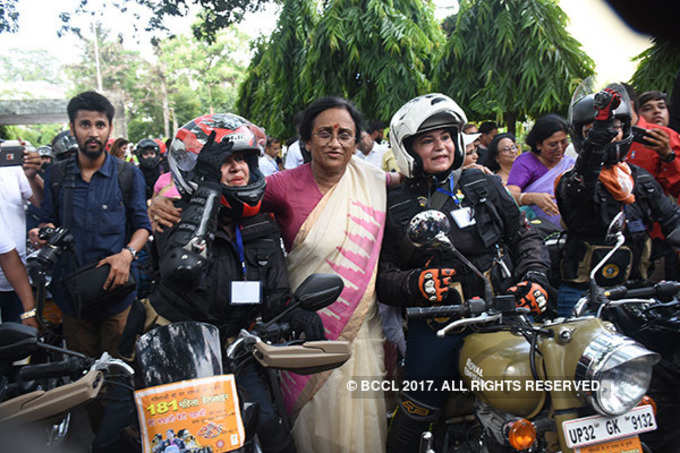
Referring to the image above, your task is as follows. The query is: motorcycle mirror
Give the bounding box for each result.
[0,323,38,362]
[408,210,494,302]
[293,273,344,311]
[407,210,453,249]
[605,211,626,243]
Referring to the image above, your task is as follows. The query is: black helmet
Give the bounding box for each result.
[135,138,161,169]
[51,131,78,161]
[169,113,265,219]
[568,83,633,165]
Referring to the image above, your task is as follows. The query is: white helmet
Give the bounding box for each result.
[389,93,467,179]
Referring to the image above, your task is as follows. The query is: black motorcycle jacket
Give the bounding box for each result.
[150,206,290,338]
[376,168,551,307]
[556,159,680,282]
[139,165,161,200]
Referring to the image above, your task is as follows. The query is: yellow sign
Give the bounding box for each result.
[135,375,245,453]
[577,435,642,453]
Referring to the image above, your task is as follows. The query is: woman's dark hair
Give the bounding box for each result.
[525,114,568,154]
[486,132,516,172]
[109,138,129,157]
[299,96,364,144]
[67,91,115,124]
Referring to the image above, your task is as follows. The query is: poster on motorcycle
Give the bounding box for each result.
[135,374,245,453]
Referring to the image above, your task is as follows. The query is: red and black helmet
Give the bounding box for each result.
[168,113,265,219]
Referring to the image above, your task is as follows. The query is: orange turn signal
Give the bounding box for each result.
[507,418,536,451]
[638,395,657,416]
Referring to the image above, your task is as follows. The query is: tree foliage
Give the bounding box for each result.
[301,0,444,126]
[0,49,64,85]
[236,0,318,138]
[54,0,272,44]
[238,0,445,138]
[0,0,19,34]
[629,39,680,96]
[433,0,595,132]
[64,23,248,142]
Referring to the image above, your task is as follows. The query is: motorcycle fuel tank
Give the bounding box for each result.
[135,321,223,388]
[458,330,544,417]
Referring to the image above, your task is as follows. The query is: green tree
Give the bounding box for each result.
[55,0,272,44]
[0,0,19,33]
[1,123,63,146]
[238,0,445,138]
[301,0,444,126]
[236,0,318,138]
[159,28,249,115]
[0,49,63,85]
[433,0,595,134]
[629,39,680,96]
[63,23,248,142]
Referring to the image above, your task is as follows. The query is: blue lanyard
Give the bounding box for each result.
[435,175,462,208]
[234,225,248,280]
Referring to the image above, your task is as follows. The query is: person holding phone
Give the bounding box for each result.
[622,86,680,197]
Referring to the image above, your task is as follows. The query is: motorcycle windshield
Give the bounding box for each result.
[135,321,223,388]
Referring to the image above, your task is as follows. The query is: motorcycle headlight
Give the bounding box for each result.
[575,331,659,416]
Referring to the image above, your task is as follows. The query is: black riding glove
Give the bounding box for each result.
[194,130,234,184]
[285,308,326,341]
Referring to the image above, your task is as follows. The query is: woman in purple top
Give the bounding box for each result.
[507,114,575,225]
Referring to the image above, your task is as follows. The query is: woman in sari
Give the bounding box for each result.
[262,97,387,453]
[149,98,390,453]
[506,114,575,226]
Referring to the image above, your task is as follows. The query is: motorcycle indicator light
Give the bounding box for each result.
[506,418,536,451]
[638,395,657,416]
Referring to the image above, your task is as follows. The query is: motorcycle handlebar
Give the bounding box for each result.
[406,298,489,319]
[605,281,680,300]
[406,305,466,319]
[18,357,90,381]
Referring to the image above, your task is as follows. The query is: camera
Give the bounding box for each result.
[26,227,75,279]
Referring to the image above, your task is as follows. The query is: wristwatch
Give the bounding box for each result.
[123,246,138,260]
[20,308,37,320]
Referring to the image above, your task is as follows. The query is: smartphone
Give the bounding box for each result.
[0,145,25,167]
[631,126,656,147]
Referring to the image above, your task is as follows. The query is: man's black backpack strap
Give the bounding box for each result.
[50,157,136,237]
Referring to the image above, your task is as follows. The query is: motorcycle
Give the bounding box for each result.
[570,226,680,453]
[0,322,134,448]
[404,210,660,453]
[133,273,352,453]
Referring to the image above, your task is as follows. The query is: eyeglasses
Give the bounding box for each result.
[499,145,518,153]
[312,129,355,146]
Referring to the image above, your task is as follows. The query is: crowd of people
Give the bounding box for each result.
[0,75,679,453]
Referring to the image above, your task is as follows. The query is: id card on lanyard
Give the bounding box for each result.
[436,175,476,229]
[230,226,262,305]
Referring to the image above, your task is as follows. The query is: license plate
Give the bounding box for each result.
[577,435,642,453]
[562,405,656,449]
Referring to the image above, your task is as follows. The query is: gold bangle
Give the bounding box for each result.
[518,193,527,206]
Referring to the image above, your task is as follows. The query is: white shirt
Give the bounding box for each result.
[354,143,387,169]
[284,140,304,169]
[0,166,32,291]
[0,217,15,255]
[258,154,279,177]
